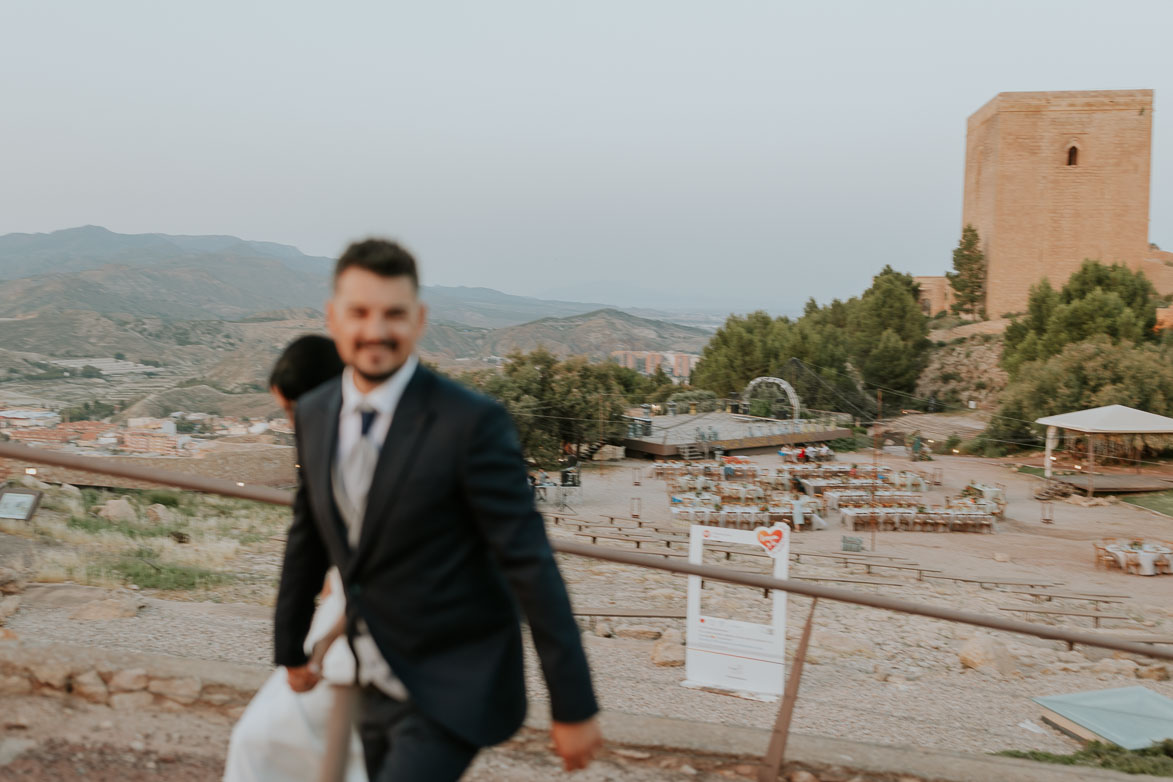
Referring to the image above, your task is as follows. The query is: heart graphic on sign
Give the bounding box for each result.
[755,526,784,554]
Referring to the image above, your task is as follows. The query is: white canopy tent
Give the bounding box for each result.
[1035,405,1173,494]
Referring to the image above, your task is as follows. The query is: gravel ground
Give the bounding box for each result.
[4,449,1173,763]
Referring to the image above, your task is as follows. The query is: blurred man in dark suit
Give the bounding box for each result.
[274,239,601,781]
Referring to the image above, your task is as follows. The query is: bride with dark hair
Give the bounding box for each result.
[224,335,366,782]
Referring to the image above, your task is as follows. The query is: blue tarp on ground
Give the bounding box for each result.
[1033,686,1173,750]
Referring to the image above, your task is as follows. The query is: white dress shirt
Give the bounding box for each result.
[335,354,418,698]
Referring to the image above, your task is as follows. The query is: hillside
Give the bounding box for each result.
[120,385,278,420]
[0,228,729,330]
[0,311,185,359]
[0,225,332,280]
[419,321,492,358]
[915,333,1008,411]
[0,257,329,320]
[482,308,710,358]
[0,228,719,407]
[421,286,607,328]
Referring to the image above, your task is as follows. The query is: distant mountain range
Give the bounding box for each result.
[0,226,329,319]
[0,226,719,329]
[420,308,709,359]
[0,228,716,399]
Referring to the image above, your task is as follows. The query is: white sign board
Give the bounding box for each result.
[683,524,789,699]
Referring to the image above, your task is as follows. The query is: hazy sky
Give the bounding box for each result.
[2,1,1170,314]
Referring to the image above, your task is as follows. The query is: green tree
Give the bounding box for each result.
[690,265,929,415]
[850,268,931,395]
[61,400,116,421]
[460,350,629,464]
[599,362,676,404]
[669,389,721,413]
[689,311,778,395]
[988,338,1173,446]
[946,224,987,319]
[1001,261,1159,376]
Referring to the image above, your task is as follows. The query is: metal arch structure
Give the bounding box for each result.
[742,376,801,420]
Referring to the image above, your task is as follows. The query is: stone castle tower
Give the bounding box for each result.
[915,89,1173,318]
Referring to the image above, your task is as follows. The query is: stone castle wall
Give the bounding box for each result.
[963,90,1154,316]
[913,276,954,316]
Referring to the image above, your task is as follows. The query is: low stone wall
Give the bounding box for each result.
[0,638,268,719]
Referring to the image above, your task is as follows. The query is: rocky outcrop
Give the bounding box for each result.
[651,629,685,667]
[915,335,1007,410]
[0,568,24,596]
[145,503,175,523]
[97,498,137,523]
[0,638,265,717]
[958,634,1016,677]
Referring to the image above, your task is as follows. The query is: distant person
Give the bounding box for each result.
[224,335,363,782]
[274,239,601,781]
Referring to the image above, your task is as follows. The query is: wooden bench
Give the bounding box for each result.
[633,549,690,560]
[547,515,598,527]
[573,607,687,619]
[793,575,908,589]
[1110,635,1173,646]
[695,564,783,597]
[703,545,772,562]
[601,514,659,529]
[1007,590,1126,611]
[851,562,943,580]
[562,520,658,535]
[575,529,684,545]
[923,574,1062,589]
[793,551,912,565]
[557,516,686,539]
[570,531,666,548]
[827,551,912,561]
[998,606,1132,629]
[563,536,690,560]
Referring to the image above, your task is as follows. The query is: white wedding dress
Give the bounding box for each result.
[224,568,367,782]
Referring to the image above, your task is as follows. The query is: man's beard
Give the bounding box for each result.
[356,365,402,385]
[354,340,403,385]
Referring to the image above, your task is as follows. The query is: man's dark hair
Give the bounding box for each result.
[334,239,419,290]
[268,335,345,402]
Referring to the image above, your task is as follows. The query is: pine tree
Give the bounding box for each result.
[947,224,987,319]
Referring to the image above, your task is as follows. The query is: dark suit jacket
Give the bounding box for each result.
[273,366,598,746]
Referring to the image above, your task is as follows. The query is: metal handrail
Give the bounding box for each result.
[1,440,1170,661]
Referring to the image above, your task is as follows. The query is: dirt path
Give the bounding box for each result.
[0,694,900,781]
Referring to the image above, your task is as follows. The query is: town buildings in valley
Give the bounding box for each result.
[0,411,285,458]
[611,351,700,383]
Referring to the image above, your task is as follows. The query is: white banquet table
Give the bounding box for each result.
[1107,544,1172,576]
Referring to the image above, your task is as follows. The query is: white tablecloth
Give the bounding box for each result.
[1107,545,1172,576]
[970,483,1005,502]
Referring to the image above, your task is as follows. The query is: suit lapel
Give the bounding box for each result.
[348,367,436,577]
[308,382,351,559]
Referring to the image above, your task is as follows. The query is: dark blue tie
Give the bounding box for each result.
[360,409,377,438]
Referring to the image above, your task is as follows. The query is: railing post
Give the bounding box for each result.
[758,598,818,782]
